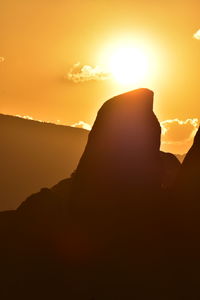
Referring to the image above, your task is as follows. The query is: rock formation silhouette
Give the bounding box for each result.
[175,126,200,194]
[70,89,163,231]
[170,127,200,284]
[73,88,162,191]
[0,88,194,300]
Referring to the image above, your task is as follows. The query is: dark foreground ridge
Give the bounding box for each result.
[1,88,199,299]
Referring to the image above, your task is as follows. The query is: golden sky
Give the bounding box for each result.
[1,0,200,153]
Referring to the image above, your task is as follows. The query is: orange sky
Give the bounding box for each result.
[1,0,200,153]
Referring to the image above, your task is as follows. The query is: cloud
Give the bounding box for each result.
[160,118,198,145]
[0,57,5,62]
[15,114,46,123]
[66,62,111,83]
[71,121,91,130]
[193,29,200,40]
[15,114,34,120]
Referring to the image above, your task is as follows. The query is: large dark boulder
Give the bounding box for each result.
[70,89,162,223]
[74,88,161,190]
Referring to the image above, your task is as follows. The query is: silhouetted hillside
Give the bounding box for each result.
[1,88,191,300]
[0,114,88,210]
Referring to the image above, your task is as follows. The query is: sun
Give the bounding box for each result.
[97,38,158,89]
[108,46,149,85]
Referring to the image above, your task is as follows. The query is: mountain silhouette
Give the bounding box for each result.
[0,88,196,299]
[16,89,180,232]
[67,89,181,248]
[72,89,161,194]
[0,114,88,210]
[175,126,200,193]
[170,127,200,275]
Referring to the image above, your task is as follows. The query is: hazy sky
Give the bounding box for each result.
[1,0,200,153]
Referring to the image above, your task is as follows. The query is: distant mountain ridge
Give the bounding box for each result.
[0,113,88,211]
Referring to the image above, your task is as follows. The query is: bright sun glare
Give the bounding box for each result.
[109,46,149,85]
[99,39,157,88]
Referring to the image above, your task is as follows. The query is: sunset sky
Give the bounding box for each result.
[1,0,200,153]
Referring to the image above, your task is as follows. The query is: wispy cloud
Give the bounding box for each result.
[193,29,200,40]
[0,57,5,62]
[66,62,111,83]
[15,114,45,123]
[71,121,91,130]
[160,118,198,145]
[15,114,34,120]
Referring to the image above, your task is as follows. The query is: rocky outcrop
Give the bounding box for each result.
[70,89,162,219]
[175,127,200,194]
[15,89,180,243]
[74,88,161,189]
[15,89,180,218]
[171,127,200,256]
[0,88,190,299]
[160,151,181,189]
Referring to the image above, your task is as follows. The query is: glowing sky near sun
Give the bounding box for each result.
[1,0,200,153]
